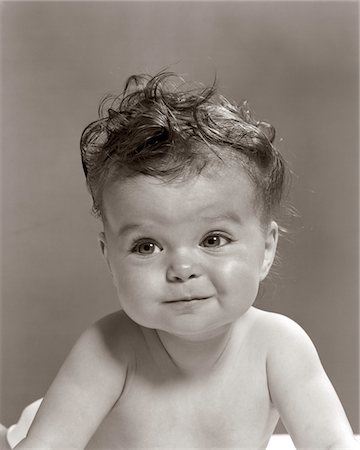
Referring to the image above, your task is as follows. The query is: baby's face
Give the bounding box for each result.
[100,165,278,338]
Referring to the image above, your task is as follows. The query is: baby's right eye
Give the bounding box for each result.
[131,240,162,255]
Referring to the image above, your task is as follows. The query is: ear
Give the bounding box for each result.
[98,231,113,276]
[260,221,278,281]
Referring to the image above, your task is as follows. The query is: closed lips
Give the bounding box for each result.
[165,296,212,303]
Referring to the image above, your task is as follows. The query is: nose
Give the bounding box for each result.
[166,251,202,282]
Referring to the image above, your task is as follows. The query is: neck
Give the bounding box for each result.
[156,323,235,375]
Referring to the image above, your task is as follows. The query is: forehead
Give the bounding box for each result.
[102,164,260,231]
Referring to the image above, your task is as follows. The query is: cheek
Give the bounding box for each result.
[110,264,162,327]
[211,258,260,296]
[112,261,162,301]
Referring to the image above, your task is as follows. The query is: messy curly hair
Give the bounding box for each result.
[80,72,287,222]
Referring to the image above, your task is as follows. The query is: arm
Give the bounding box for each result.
[15,313,128,450]
[266,315,359,450]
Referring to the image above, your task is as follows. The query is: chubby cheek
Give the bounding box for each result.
[111,262,163,323]
[212,258,261,309]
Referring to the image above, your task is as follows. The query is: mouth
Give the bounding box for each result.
[164,296,212,304]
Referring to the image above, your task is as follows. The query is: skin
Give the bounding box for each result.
[13,164,359,449]
[100,165,277,343]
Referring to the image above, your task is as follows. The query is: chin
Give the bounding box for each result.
[159,317,235,338]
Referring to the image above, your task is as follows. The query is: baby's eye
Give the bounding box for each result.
[131,240,162,255]
[200,234,231,248]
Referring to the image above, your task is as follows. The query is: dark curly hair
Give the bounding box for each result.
[80,72,287,222]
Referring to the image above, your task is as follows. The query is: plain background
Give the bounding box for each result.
[1,0,358,435]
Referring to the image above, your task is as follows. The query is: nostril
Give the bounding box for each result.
[166,261,202,282]
[173,273,196,282]
[168,270,200,283]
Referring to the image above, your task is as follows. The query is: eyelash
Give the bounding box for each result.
[200,232,232,249]
[130,239,162,255]
[130,232,232,255]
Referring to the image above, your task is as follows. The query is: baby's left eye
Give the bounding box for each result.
[200,234,231,248]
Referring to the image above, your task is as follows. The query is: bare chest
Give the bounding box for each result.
[87,352,278,449]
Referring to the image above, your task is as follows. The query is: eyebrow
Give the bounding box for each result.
[116,223,147,236]
[199,212,242,224]
[115,212,242,237]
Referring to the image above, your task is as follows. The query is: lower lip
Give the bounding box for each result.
[165,297,212,311]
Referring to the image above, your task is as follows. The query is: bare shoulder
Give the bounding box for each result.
[248,308,321,375]
[79,310,144,365]
[13,311,145,449]
[251,315,359,448]
[252,309,326,401]
[47,310,141,390]
[90,309,142,343]
[250,308,315,351]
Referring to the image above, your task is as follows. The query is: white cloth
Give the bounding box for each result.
[6,399,43,449]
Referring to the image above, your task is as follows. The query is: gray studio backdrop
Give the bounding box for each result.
[1,1,358,434]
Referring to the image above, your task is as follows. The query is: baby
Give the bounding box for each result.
[14,72,359,449]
